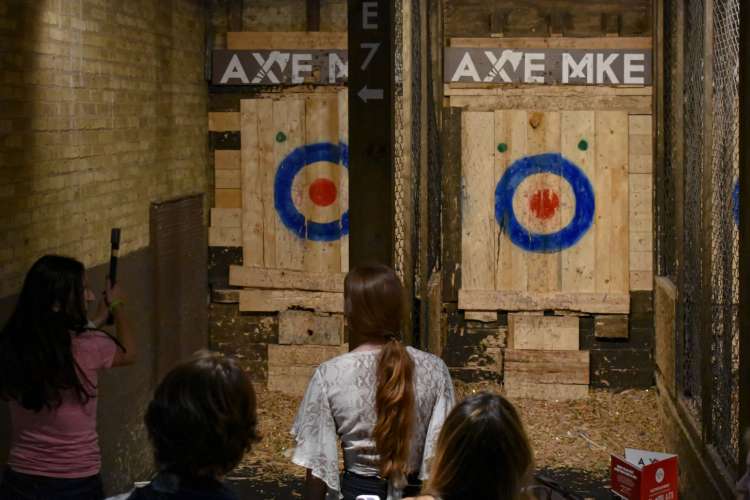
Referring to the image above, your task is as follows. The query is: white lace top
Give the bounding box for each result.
[291,346,455,500]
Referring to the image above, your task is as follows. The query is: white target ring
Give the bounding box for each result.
[511,173,576,236]
[291,161,349,223]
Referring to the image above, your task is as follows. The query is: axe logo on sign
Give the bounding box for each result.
[495,153,595,253]
[274,142,349,242]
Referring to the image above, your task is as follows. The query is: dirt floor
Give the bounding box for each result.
[226,381,666,499]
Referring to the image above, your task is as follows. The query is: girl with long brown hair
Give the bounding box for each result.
[291,265,454,500]
[407,392,534,500]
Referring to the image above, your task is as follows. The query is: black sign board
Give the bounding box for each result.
[347,0,393,267]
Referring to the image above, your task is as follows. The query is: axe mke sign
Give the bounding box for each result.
[212,50,348,85]
[445,48,652,85]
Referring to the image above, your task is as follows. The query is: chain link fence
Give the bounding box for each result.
[681,0,706,418]
[660,0,742,470]
[709,0,741,465]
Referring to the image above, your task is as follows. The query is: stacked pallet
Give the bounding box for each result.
[504,314,590,400]
[228,266,348,396]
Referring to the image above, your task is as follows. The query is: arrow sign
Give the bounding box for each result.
[358,85,384,102]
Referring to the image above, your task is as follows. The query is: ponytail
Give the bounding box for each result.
[373,336,415,485]
[344,265,414,485]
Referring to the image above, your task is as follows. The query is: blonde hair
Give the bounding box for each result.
[425,393,533,500]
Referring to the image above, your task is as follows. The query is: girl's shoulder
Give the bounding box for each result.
[406,346,449,371]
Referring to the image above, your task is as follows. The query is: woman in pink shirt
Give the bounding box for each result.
[0,255,137,500]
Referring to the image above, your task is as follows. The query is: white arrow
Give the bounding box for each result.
[358,86,384,103]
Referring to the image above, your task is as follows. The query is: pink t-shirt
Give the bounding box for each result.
[7,330,117,478]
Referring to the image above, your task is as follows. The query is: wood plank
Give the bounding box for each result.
[239,289,343,313]
[594,111,630,293]
[267,343,348,396]
[338,87,349,273]
[526,111,561,293]
[449,95,652,113]
[215,150,241,170]
[211,208,241,228]
[274,98,306,270]
[215,188,242,208]
[449,36,652,49]
[258,99,276,268]
[228,31,347,50]
[268,344,347,367]
[209,112,240,131]
[458,289,630,314]
[630,270,653,291]
[594,315,629,339]
[494,110,513,290]
[240,99,264,266]
[465,311,498,322]
[278,310,343,345]
[508,110,529,291]
[209,227,241,247]
[561,111,596,292]
[215,169,241,189]
[445,84,654,97]
[460,111,496,290]
[504,380,589,400]
[507,314,579,350]
[229,265,345,292]
[304,95,341,273]
[629,114,653,135]
[504,349,590,385]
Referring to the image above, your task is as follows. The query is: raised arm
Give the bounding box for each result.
[107,282,136,367]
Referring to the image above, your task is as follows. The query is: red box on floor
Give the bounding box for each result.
[611,448,678,500]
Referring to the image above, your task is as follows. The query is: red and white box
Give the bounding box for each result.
[611,448,678,500]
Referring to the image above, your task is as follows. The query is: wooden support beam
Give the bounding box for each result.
[229,265,345,292]
[459,289,630,314]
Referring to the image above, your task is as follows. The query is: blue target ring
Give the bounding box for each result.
[495,153,595,253]
[733,180,740,225]
[274,142,349,241]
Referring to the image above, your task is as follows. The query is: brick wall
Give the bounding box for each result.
[0,0,208,298]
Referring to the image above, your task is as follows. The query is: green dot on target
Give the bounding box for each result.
[276,132,287,143]
[497,143,508,153]
[578,139,589,151]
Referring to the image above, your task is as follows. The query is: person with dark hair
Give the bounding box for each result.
[292,265,454,500]
[109,351,259,500]
[406,393,534,500]
[0,255,136,500]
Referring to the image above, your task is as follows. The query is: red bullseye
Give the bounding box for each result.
[309,178,337,207]
[529,188,560,220]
